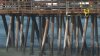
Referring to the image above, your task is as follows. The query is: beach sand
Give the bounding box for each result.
[0,48,99,56]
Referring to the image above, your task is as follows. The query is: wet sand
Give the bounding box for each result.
[0,48,99,56]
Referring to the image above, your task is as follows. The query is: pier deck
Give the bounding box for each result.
[0,1,99,14]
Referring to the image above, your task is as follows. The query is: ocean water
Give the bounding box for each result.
[0,15,100,48]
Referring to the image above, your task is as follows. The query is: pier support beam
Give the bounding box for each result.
[39,16,42,48]
[63,16,69,56]
[56,15,59,40]
[1,15,8,36]
[50,15,54,56]
[30,16,35,55]
[40,16,49,56]
[80,16,89,54]
[58,15,62,56]
[6,15,14,51]
[35,20,40,42]
[11,15,15,47]
[79,16,83,35]
[15,15,20,50]
[70,15,75,55]
[91,15,94,56]
[94,15,99,56]
[75,16,80,56]
[23,16,30,52]
[20,15,24,50]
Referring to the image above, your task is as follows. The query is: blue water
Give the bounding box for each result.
[0,15,100,48]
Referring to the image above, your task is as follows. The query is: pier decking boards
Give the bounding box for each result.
[0,0,100,56]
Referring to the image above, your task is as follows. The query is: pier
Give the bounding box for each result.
[0,0,100,56]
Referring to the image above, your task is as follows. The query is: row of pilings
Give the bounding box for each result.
[0,14,99,56]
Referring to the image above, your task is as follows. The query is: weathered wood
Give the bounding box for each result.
[62,15,65,35]
[41,16,50,46]
[70,15,74,55]
[34,16,40,42]
[70,15,74,47]
[6,15,13,51]
[80,16,89,54]
[56,15,59,39]
[30,16,35,55]
[74,16,76,48]
[15,15,20,50]
[23,16,30,52]
[58,15,62,56]
[63,16,69,56]
[39,16,42,48]
[40,17,49,56]
[20,15,24,49]
[1,15,8,36]
[50,15,54,56]
[11,15,15,47]
[75,16,80,51]
[42,16,46,36]
[91,15,94,56]
[94,15,99,56]
[79,16,83,35]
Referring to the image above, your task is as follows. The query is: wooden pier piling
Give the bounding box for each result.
[30,16,35,55]
[70,15,74,55]
[6,15,14,51]
[63,16,69,56]
[91,15,94,56]
[79,16,83,35]
[75,15,80,56]
[1,15,8,36]
[15,15,20,50]
[94,15,99,56]
[80,15,89,54]
[20,15,24,50]
[11,15,15,47]
[57,15,62,56]
[50,15,54,56]
[23,16,30,52]
[40,16,50,56]
[39,16,42,48]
